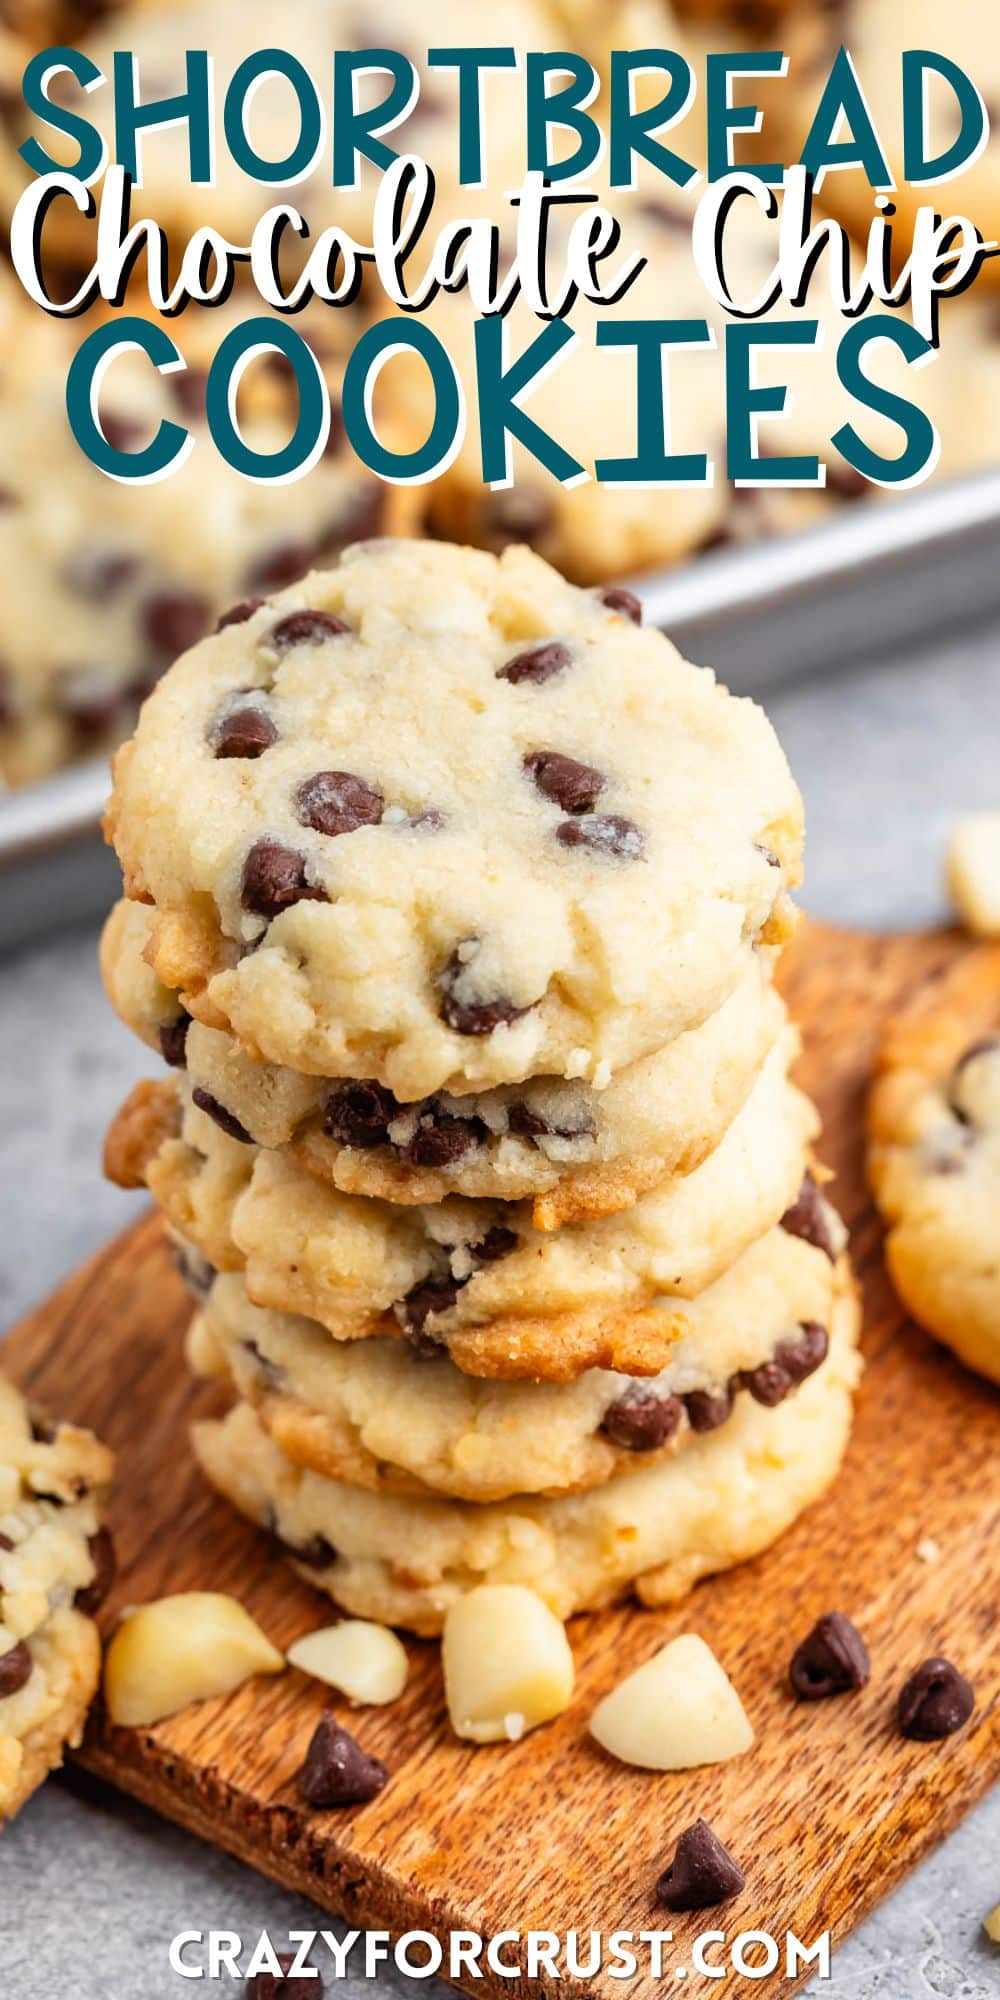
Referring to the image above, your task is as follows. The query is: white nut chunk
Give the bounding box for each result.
[442,1586,574,1744]
[287,1621,408,1706]
[588,1632,754,1770]
[946,813,1000,935]
[984,1903,1000,1944]
[103,1592,284,1726]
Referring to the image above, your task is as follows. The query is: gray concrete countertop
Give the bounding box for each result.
[2,621,998,1997]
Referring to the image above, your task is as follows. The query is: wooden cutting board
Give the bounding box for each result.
[4,919,999,1997]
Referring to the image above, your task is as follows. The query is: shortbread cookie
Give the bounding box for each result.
[192,1263,860,1632]
[188,1216,847,1500]
[105,540,803,1097]
[869,945,1000,1385]
[101,895,786,1226]
[0,1373,114,1823]
[106,1039,820,1378]
[0,279,404,787]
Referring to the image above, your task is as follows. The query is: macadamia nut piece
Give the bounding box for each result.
[946,813,1000,935]
[104,1592,284,1726]
[287,1621,408,1705]
[442,1586,574,1744]
[588,1632,754,1770]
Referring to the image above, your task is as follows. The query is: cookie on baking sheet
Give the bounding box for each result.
[191,1261,860,1633]
[187,1209,847,1501]
[104,539,802,1098]
[101,896,787,1227]
[0,1374,114,1824]
[0,277,406,787]
[868,943,1000,1386]
[104,1035,821,1379]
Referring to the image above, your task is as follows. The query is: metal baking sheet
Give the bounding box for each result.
[1,467,998,956]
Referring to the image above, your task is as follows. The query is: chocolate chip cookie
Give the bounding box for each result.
[869,944,1000,1384]
[188,1210,847,1501]
[191,1259,860,1632]
[0,1373,114,1823]
[105,1032,820,1379]
[101,895,787,1226]
[105,539,802,1098]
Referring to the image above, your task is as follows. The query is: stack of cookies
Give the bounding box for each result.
[101,537,860,1634]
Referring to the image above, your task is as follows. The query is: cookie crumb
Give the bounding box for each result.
[984,1903,1000,1944]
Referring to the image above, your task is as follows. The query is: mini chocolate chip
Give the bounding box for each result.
[755,843,781,868]
[315,483,385,543]
[217,599,263,630]
[394,1275,463,1337]
[297,771,383,837]
[241,839,328,920]
[898,1658,974,1740]
[438,944,530,1037]
[268,610,351,651]
[142,587,211,660]
[556,814,645,860]
[323,1081,400,1149]
[30,1416,59,1445]
[244,1954,325,2000]
[484,486,555,545]
[0,1532,13,1551]
[172,1244,216,1297]
[75,1528,117,1616]
[471,1224,519,1264]
[599,585,643,624]
[242,1340,285,1390]
[292,1535,338,1571]
[402,1107,486,1168]
[826,457,867,499]
[506,1099,595,1143]
[524,750,605,814]
[63,544,140,599]
[191,1086,254,1145]
[246,540,314,593]
[496,640,572,687]
[742,1323,828,1406]
[297,1711,388,1808]
[600,1387,683,1452]
[790,1612,870,1700]
[170,368,208,421]
[948,1039,1000,1124]
[158,1012,190,1069]
[0,1640,33,1697]
[57,667,124,741]
[210,698,278,760]
[101,411,147,454]
[780,1174,838,1261]
[506,1100,549,1138]
[778,1321,829,1384]
[683,1385,735,1434]
[657,1821,745,1912]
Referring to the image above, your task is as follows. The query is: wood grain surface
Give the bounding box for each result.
[4,920,999,1997]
